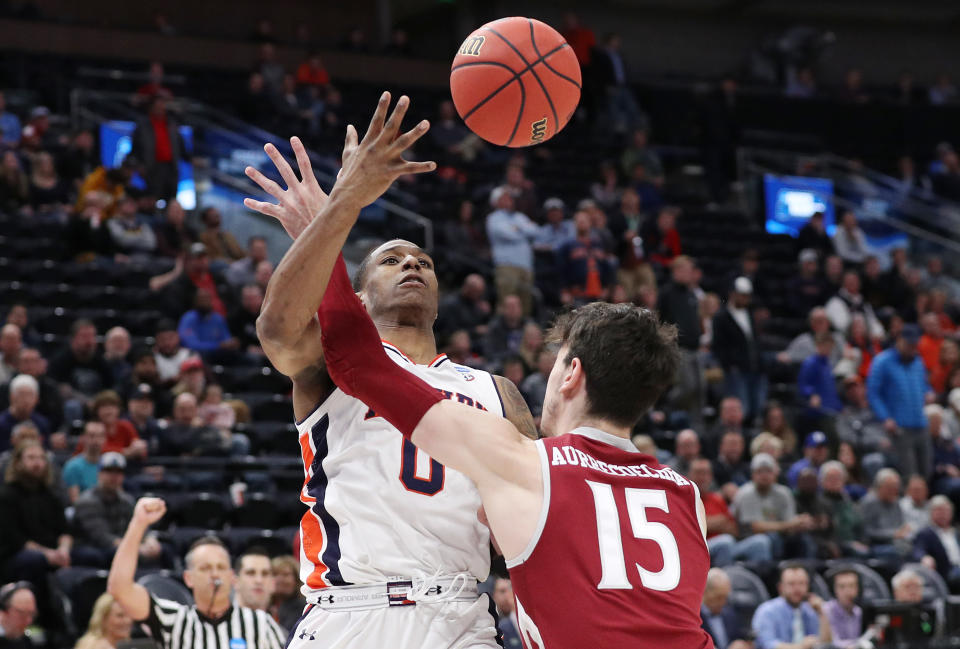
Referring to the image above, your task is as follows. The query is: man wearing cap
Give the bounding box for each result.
[62,421,107,503]
[786,249,827,317]
[732,453,817,559]
[124,384,163,448]
[534,197,574,252]
[796,210,833,259]
[607,188,655,299]
[485,185,539,315]
[787,432,831,488]
[825,271,884,339]
[73,452,162,568]
[149,242,230,319]
[713,276,767,423]
[867,324,935,477]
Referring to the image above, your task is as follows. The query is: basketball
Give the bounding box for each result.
[450,17,582,147]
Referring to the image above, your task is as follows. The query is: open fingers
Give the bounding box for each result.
[290,137,317,187]
[363,91,391,143]
[380,95,410,143]
[396,160,437,176]
[243,197,285,219]
[245,166,285,200]
[391,119,431,154]
[341,124,358,166]
[264,142,300,189]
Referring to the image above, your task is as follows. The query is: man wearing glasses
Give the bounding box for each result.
[0,581,37,649]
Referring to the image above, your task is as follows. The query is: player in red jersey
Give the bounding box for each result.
[305,151,713,646]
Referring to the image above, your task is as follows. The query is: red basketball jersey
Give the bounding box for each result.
[507,428,714,649]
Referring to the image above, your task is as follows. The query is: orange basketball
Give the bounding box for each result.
[450,17,581,148]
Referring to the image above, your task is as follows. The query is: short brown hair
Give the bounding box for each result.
[547,303,679,427]
[91,390,122,415]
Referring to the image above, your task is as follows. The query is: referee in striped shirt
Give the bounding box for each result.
[108,497,287,649]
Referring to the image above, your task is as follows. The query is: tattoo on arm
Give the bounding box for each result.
[494,375,538,440]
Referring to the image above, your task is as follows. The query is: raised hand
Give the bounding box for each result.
[331,91,436,213]
[244,136,327,240]
[132,497,167,528]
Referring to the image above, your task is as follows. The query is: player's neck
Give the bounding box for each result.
[374,321,438,364]
[563,414,632,441]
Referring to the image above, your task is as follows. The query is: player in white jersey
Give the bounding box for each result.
[244,92,536,649]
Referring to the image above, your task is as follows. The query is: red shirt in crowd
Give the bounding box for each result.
[150,114,173,163]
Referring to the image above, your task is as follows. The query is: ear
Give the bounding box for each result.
[183,569,194,589]
[557,357,585,398]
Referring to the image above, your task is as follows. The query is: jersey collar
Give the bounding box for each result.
[569,426,639,453]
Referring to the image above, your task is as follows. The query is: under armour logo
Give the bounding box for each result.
[427,585,443,595]
[298,630,316,641]
[320,594,335,604]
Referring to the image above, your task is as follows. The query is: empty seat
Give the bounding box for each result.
[722,565,771,630]
[233,492,281,528]
[56,567,108,632]
[178,493,231,529]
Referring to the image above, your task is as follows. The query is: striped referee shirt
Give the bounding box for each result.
[146,595,287,649]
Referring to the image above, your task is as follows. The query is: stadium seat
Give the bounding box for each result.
[233,492,281,528]
[903,563,950,600]
[178,493,231,529]
[225,527,295,557]
[169,527,229,556]
[138,572,194,606]
[722,565,770,630]
[56,567,109,632]
[825,562,891,603]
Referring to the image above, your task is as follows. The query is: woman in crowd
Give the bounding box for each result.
[845,313,882,381]
[74,593,132,649]
[270,555,305,632]
[763,402,798,459]
[28,151,68,221]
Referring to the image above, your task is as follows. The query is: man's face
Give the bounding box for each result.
[72,325,98,358]
[675,431,700,460]
[204,209,221,228]
[753,466,776,490]
[85,422,107,454]
[133,354,158,381]
[105,330,131,358]
[255,261,273,287]
[719,432,744,462]
[186,254,210,275]
[492,578,514,615]
[98,468,125,491]
[931,503,953,529]
[0,325,22,358]
[185,544,233,605]
[671,260,693,286]
[250,239,268,263]
[878,476,901,503]
[816,339,833,358]
[502,296,523,324]
[780,568,810,607]
[689,460,713,494]
[843,273,860,295]
[821,468,844,494]
[807,445,828,465]
[195,290,214,315]
[236,555,275,610]
[801,259,817,277]
[896,337,918,361]
[359,242,439,327]
[907,477,929,505]
[720,398,743,425]
[0,589,36,638]
[19,444,47,480]
[174,395,198,424]
[156,330,179,355]
[10,386,38,414]
[895,576,924,604]
[6,305,27,329]
[242,286,264,314]
[129,397,154,421]
[703,578,730,615]
[834,574,859,608]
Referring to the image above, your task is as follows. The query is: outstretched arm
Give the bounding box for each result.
[107,498,166,621]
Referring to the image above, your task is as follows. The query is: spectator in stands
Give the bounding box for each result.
[520,348,555,420]
[124,384,163,448]
[797,333,843,422]
[933,397,960,501]
[690,458,772,566]
[437,274,491,344]
[104,326,132,387]
[929,289,955,333]
[89,391,147,461]
[607,188,653,298]
[234,548,274,611]
[75,157,133,220]
[198,207,244,264]
[28,150,68,220]
[0,441,77,607]
[902,474,931,539]
[430,100,481,164]
[534,198,574,253]
[561,12,595,70]
[820,461,868,557]
[73,452,153,568]
[160,392,247,457]
[732,453,816,559]
[226,236,269,288]
[516,323,543,373]
[711,395,755,442]
[832,209,869,265]
[295,52,330,90]
[837,442,870,501]
[48,319,113,407]
[0,581,37,649]
[0,375,49,453]
[6,347,61,432]
[178,288,238,357]
[751,563,832,649]
[914,495,960,588]
[867,324,933,477]
[5,306,38,350]
[639,206,682,271]
[557,209,615,304]
[822,254,845,298]
[795,467,836,557]
[154,200,195,258]
[670,429,700,476]
[823,569,863,648]
[502,162,539,222]
[785,67,817,98]
[229,284,264,356]
[590,161,621,211]
[929,74,958,105]
[860,468,911,557]
[153,319,193,386]
[117,347,161,407]
[106,196,157,259]
[132,95,186,201]
[499,355,526,389]
[841,314,881,382]
[172,357,205,400]
[620,128,663,184]
[826,271,884,338]
[891,568,924,603]
[700,568,750,649]
[0,91,22,147]
[198,384,235,432]
[270,555,304,635]
[62,421,106,503]
[150,242,230,318]
[860,256,886,309]
[593,32,645,134]
[59,128,97,189]
[836,377,887,478]
[0,323,20,385]
[796,211,833,259]
[763,402,799,458]
[0,151,28,215]
[74,593,132,649]
[486,186,539,315]
[659,256,703,421]
[239,72,272,126]
[444,330,479,367]
[923,256,960,300]
[787,432,831,488]
[135,61,172,103]
[483,295,531,369]
[918,313,944,378]
[713,277,766,422]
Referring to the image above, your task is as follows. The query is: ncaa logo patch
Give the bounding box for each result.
[229,638,247,649]
[455,366,476,382]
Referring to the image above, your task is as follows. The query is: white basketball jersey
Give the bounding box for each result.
[294,342,504,597]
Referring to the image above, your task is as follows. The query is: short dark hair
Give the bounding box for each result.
[70,318,96,337]
[830,568,860,589]
[234,546,271,572]
[351,240,426,291]
[547,303,679,428]
[780,561,810,581]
